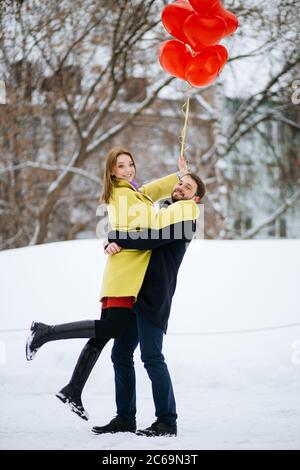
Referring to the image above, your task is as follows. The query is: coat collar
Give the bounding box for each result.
[114,178,138,191]
[113,178,153,203]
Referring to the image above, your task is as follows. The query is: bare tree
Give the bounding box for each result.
[1,0,300,249]
[199,0,300,239]
[0,0,172,248]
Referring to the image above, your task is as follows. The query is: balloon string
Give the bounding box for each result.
[180,85,192,167]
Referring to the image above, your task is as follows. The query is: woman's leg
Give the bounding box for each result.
[56,309,111,421]
[56,337,110,421]
[26,307,135,361]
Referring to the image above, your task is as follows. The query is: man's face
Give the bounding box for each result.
[171,175,199,202]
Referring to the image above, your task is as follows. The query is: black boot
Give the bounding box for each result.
[26,320,96,361]
[56,338,108,421]
[136,420,177,437]
[92,416,137,435]
[56,383,89,420]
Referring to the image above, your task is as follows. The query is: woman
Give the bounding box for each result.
[26,147,190,420]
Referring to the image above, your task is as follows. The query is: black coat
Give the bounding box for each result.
[108,207,196,333]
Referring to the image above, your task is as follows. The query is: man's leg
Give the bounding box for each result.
[111,316,139,424]
[92,316,139,434]
[136,311,177,435]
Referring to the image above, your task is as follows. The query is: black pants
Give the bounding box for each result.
[90,307,135,352]
[111,309,177,425]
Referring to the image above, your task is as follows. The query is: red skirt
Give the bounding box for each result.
[101,296,134,309]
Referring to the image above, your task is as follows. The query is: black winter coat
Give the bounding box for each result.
[108,206,196,333]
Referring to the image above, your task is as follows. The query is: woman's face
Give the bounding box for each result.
[112,154,136,181]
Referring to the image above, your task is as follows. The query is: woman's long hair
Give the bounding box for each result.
[100,147,136,204]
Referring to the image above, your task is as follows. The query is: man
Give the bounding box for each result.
[92,173,205,437]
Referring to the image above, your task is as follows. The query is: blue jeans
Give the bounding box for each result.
[111,309,177,426]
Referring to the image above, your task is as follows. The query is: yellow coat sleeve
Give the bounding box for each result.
[155,200,200,229]
[140,173,179,202]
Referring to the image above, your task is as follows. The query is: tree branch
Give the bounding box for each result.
[242,186,300,239]
[86,76,174,155]
[0,161,101,185]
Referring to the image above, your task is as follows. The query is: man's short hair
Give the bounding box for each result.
[185,173,206,200]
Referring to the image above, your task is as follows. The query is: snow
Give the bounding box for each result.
[0,239,300,450]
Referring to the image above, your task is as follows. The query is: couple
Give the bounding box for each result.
[26,147,206,437]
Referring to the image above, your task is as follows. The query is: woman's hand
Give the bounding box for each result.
[178,155,189,177]
[105,242,122,255]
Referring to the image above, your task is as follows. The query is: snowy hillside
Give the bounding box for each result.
[0,239,300,450]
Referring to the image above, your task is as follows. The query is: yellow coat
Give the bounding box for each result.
[100,173,199,300]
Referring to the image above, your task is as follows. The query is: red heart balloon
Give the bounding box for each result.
[186,49,221,87]
[184,13,227,49]
[188,0,220,15]
[159,40,193,80]
[210,2,238,35]
[161,0,194,44]
[208,44,228,71]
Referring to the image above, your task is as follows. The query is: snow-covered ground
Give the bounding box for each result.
[0,239,300,450]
